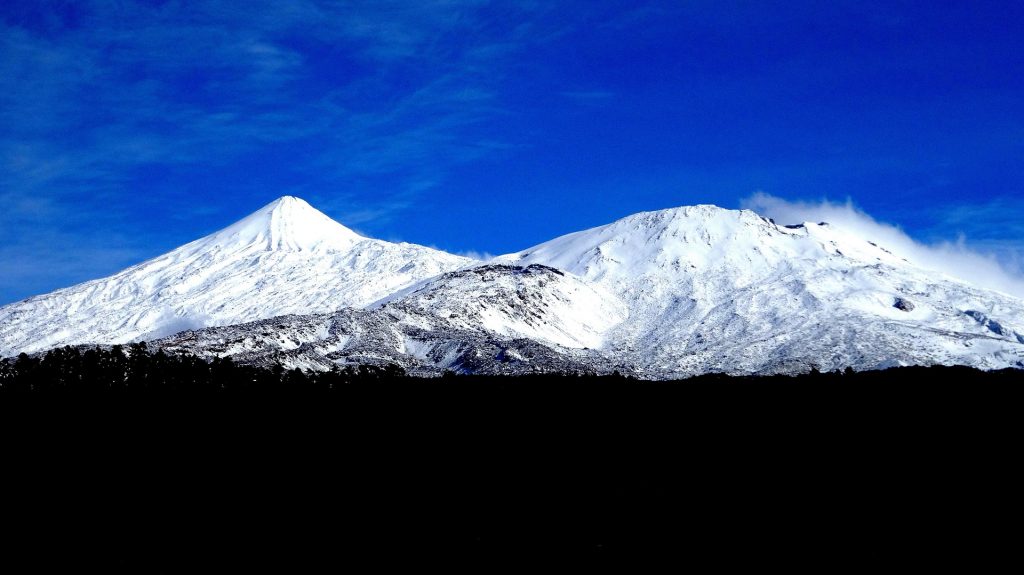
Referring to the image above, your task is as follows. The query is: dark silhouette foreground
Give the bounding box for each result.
[3,342,1021,393]
[2,344,1019,569]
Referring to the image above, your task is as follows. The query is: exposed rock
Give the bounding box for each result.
[894,298,915,312]
[964,310,1008,336]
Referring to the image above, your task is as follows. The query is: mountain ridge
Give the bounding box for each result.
[500,203,1024,376]
[3,196,1023,377]
[0,196,474,355]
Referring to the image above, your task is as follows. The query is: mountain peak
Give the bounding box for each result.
[265,195,312,211]
[0,195,474,355]
[496,204,773,276]
[206,195,362,252]
[617,204,763,226]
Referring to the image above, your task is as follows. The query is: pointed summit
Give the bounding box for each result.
[0,196,473,354]
[205,196,362,252]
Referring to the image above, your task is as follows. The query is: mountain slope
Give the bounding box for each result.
[498,205,1024,376]
[154,206,1024,378]
[5,201,1023,377]
[155,264,629,376]
[0,196,473,355]
[376,264,627,350]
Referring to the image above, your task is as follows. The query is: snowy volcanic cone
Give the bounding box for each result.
[0,196,473,355]
[499,205,1024,376]
[4,199,1023,377]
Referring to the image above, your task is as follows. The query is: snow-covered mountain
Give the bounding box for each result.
[498,205,1024,376]
[0,196,473,355]
[155,264,630,376]
[375,263,627,350]
[4,198,1023,377]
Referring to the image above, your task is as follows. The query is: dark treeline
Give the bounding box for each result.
[2,342,1021,394]
[0,343,407,393]
[3,344,1020,570]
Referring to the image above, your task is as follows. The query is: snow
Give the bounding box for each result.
[203,196,363,252]
[4,198,1024,377]
[498,205,1024,376]
[0,196,473,355]
[383,264,627,350]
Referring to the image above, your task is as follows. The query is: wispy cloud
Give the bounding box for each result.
[0,0,568,302]
[0,227,146,301]
[741,192,1024,299]
[455,250,495,261]
[930,197,1024,239]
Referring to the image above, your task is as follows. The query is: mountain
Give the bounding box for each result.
[0,196,473,356]
[498,205,1024,376]
[375,263,627,350]
[155,264,629,376]
[155,205,1024,377]
[5,200,1023,377]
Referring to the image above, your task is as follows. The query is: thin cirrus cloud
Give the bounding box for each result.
[0,1,529,191]
[741,192,1024,300]
[0,1,568,303]
[4,2,1020,309]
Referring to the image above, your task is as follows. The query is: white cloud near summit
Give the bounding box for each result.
[741,192,1024,300]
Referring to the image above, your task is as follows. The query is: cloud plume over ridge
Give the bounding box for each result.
[741,192,1024,300]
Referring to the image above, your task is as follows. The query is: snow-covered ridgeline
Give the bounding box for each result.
[0,197,473,355]
[3,197,1023,376]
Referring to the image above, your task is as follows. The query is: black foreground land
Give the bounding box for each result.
[2,346,1021,569]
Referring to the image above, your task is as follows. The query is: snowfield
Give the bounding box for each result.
[3,197,1023,377]
[500,205,1024,376]
[0,197,472,354]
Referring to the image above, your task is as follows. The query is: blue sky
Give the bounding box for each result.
[1,1,1023,304]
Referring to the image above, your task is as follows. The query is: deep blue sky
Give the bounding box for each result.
[2,1,1022,304]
